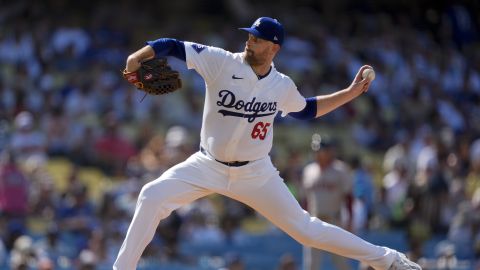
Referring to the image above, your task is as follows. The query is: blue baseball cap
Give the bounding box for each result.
[239,17,284,46]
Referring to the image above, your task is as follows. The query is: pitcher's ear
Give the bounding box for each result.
[272,43,281,54]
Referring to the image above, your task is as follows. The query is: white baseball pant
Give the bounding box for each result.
[113,151,396,270]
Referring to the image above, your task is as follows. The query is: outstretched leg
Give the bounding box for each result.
[226,174,396,270]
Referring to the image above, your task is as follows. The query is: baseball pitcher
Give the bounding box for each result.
[114,17,421,270]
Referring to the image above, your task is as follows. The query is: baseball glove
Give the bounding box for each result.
[122,58,182,95]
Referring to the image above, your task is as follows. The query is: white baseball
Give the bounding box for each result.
[362,68,375,81]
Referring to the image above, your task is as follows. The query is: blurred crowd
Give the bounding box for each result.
[0,0,479,269]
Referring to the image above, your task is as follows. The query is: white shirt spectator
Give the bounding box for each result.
[10,112,47,163]
[383,169,409,208]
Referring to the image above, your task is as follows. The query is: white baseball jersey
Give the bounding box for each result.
[184,42,306,162]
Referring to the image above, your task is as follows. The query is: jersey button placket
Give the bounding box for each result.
[224,126,244,161]
[223,79,256,161]
[226,166,238,190]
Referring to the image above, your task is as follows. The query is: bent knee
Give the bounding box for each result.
[138,180,178,207]
[139,182,154,199]
[137,182,174,218]
[138,181,167,203]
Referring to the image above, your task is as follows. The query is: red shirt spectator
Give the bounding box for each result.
[94,115,137,175]
[0,152,29,216]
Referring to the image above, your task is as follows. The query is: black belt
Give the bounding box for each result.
[200,147,249,167]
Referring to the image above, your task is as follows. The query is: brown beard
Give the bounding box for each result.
[244,49,266,66]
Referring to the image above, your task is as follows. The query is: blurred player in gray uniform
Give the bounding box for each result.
[303,135,353,270]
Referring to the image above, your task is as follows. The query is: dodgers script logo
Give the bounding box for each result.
[216,90,277,122]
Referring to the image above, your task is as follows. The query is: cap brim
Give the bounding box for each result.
[239,27,269,41]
